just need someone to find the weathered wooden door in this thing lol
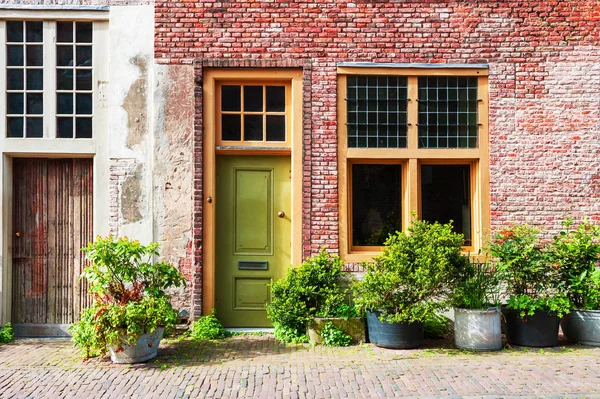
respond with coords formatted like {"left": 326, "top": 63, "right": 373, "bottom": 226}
{"left": 12, "top": 158, "right": 93, "bottom": 337}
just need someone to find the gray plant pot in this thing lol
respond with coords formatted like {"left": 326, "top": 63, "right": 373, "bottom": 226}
{"left": 307, "top": 317, "right": 365, "bottom": 344}
{"left": 366, "top": 310, "right": 424, "bottom": 349}
{"left": 454, "top": 307, "right": 502, "bottom": 351}
{"left": 561, "top": 310, "right": 600, "bottom": 346}
{"left": 109, "top": 327, "right": 164, "bottom": 364}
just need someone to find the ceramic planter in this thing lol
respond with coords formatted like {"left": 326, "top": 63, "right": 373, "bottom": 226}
{"left": 561, "top": 310, "right": 600, "bottom": 346}
{"left": 307, "top": 317, "right": 365, "bottom": 345}
{"left": 366, "top": 310, "right": 424, "bottom": 349}
{"left": 109, "top": 327, "right": 164, "bottom": 364}
{"left": 454, "top": 307, "right": 502, "bottom": 351}
{"left": 502, "top": 307, "right": 559, "bottom": 347}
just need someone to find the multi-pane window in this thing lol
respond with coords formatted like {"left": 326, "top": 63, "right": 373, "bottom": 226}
{"left": 338, "top": 67, "right": 489, "bottom": 260}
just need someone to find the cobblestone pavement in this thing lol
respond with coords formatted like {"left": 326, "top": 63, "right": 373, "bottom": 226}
{"left": 1, "top": 335, "right": 600, "bottom": 399}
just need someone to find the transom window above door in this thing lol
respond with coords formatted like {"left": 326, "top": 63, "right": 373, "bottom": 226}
{"left": 217, "top": 82, "right": 290, "bottom": 147}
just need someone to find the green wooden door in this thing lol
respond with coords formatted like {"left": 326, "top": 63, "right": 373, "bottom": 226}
{"left": 215, "top": 155, "right": 291, "bottom": 327}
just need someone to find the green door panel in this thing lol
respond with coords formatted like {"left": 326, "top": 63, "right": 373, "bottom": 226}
{"left": 216, "top": 155, "right": 291, "bottom": 327}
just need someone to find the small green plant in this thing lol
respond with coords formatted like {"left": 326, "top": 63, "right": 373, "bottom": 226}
{"left": 451, "top": 258, "right": 500, "bottom": 310}
{"left": 423, "top": 314, "right": 453, "bottom": 339}
{"left": 320, "top": 322, "right": 352, "bottom": 347}
{"left": 0, "top": 323, "right": 14, "bottom": 343}
{"left": 190, "top": 309, "right": 228, "bottom": 340}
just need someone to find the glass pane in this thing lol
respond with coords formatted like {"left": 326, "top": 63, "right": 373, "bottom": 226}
{"left": 76, "top": 93, "right": 93, "bottom": 115}
{"left": 352, "top": 164, "right": 402, "bottom": 246}
{"left": 57, "top": 46, "right": 73, "bottom": 67}
{"left": 26, "top": 69, "right": 43, "bottom": 90}
{"left": 57, "top": 93, "right": 74, "bottom": 115}
{"left": 7, "top": 21, "right": 23, "bottom": 43}
{"left": 57, "top": 117, "right": 73, "bottom": 138}
{"left": 266, "top": 115, "right": 285, "bottom": 142}
{"left": 57, "top": 22, "right": 74, "bottom": 43}
{"left": 221, "top": 114, "right": 241, "bottom": 141}
{"left": 244, "top": 86, "right": 263, "bottom": 112}
{"left": 26, "top": 118, "right": 43, "bottom": 138}
{"left": 7, "top": 93, "right": 24, "bottom": 114}
{"left": 76, "top": 118, "right": 92, "bottom": 138}
{"left": 76, "top": 22, "right": 93, "bottom": 43}
{"left": 57, "top": 69, "right": 73, "bottom": 90}
{"left": 421, "top": 164, "right": 472, "bottom": 245}
{"left": 266, "top": 86, "right": 285, "bottom": 112}
{"left": 7, "top": 117, "right": 24, "bottom": 138}
{"left": 221, "top": 86, "right": 241, "bottom": 111}
{"left": 26, "top": 45, "right": 43, "bottom": 66}
{"left": 26, "top": 22, "right": 43, "bottom": 43}
{"left": 26, "top": 93, "right": 43, "bottom": 115}
{"left": 76, "top": 46, "right": 92, "bottom": 67}
{"left": 7, "top": 69, "right": 24, "bottom": 90}
{"left": 7, "top": 45, "right": 24, "bottom": 66}
{"left": 76, "top": 69, "right": 92, "bottom": 90}
{"left": 244, "top": 115, "right": 263, "bottom": 141}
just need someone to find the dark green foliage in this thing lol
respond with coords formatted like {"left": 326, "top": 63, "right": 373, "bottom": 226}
{"left": 423, "top": 314, "right": 452, "bottom": 339}
{"left": 451, "top": 259, "right": 500, "bottom": 310}
{"left": 0, "top": 323, "right": 14, "bottom": 344}
{"left": 190, "top": 310, "right": 229, "bottom": 340}
{"left": 320, "top": 322, "right": 352, "bottom": 347}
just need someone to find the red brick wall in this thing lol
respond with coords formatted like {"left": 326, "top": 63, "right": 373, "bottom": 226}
{"left": 157, "top": 1, "right": 600, "bottom": 300}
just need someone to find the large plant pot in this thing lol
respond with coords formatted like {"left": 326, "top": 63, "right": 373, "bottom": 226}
{"left": 561, "top": 310, "right": 600, "bottom": 346}
{"left": 109, "top": 327, "right": 164, "bottom": 364}
{"left": 366, "top": 310, "right": 423, "bottom": 349}
{"left": 502, "top": 307, "right": 559, "bottom": 347}
{"left": 454, "top": 307, "right": 502, "bottom": 351}
{"left": 307, "top": 317, "right": 365, "bottom": 344}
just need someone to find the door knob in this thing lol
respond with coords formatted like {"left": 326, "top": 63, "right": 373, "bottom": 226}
{"left": 15, "top": 232, "right": 20, "bottom": 237}
{"left": 277, "top": 211, "right": 285, "bottom": 218}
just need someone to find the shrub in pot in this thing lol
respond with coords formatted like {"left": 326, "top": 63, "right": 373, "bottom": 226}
{"left": 487, "top": 225, "right": 570, "bottom": 347}
{"left": 548, "top": 218, "right": 600, "bottom": 346}
{"left": 354, "top": 219, "right": 467, "bottom": 349}
{"left": 69, "top": 236, "right": 185, "bottom": 362}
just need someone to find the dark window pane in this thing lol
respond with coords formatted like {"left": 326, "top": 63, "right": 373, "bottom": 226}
{"left": 76, "top": 93, "right": 93, "bottom": 115}
{"left": 221, "top": 114, "right": 241, "bottom": 141}
{"left": 26, "top": 118, "right": 43, "bottom": 138}
{"left": 76, "top": 117, "right": 92, "bottom": 138}
{"left": 7, "top": 117, "right": 24, "bottom": 138}
{"left": 76, "top": 69, "right": 92, "bottom": 90}
{"left": 57, "top": 93, "right": 74, "bottom": 115}
{"left": 57, "top": 117, "right": 73, "bottom": 138}
{"left": 7, "top": 45, "right": 24, "bottom": 66}
{"left": 76, "top": 46, "right": 92, "bottom": 67}
{"left": 266, "top": 115, "right": 285, "bottom": 142}
{"left": 244, "top": 86, "right": 263, "bottom": 112}
{"left": 57, "top": 69, "right": 73, "bottom": 90}
{"left": 7, "top": 93, "right": 24, "bottom": 114}
{"left": 421, "top": 164, "right": 471, "bottom": 245}
{"left": 266, "top": 86, "right": 285, "bottom": 112}
{"left": 352, "top": 164, "right": 402, "bottom": 246}
{"left": 76, "top": 22, "right": 93, "bottom": 43}
{"left": 7, "top": 21, "right": 23, "bottom": 43}
{"left": 57, "top": 46, "right": 73, "bottom": 67}
{"left": 26, "top": 22, "right": 43, "bottom": 43}
{"left": 244, "top": 115, "right": 263, "bottom": 141}
{"left": 221, "top": 86, "right": 240, "bottom": 111}
{"left": 7, "top": 69, "right": 24, "bottom": 90}
{"left": 26, "top": 69, "right": 43, "bottom": 90}
{"left": 27, "top": 93, "right": 43, "bottom": 114}
{"left": 26, "top": 45, "right": 43, "bottom": 66}
{"left": 57, "top": 21, "right": 74, "bottom": 43}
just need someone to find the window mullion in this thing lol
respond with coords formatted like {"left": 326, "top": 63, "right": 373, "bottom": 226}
{"left": 406, "top": 76, "right": 418, "bottom": 150}
{"left": 44, "top": 21, "right": 56, "bottom": 139}
{"left": 406, "top": 158, "right": 419, "bottom": 230}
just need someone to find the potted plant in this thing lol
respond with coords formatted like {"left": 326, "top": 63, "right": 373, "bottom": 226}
{"left": 487, "top": 225, "right": 570, "bottom": 347}
{"left": 451, "top": 258, "right": 502, "bottom": 351}
{"left": 354, "top": 219, "right": 467, "bottom": 349}
{"left": 549, "top": 218, "right": 600, "bottom": 346}
{"left": 69, "top": 236, "right": 185, "bottom": 363}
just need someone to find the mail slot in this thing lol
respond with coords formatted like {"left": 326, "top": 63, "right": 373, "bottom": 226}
{"left": 238, "top": 261, "right": 268, "bottom": 270}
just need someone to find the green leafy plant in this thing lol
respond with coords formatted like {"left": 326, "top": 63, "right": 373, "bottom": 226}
{"left": 451, "top": 258, "right": 500, "bottom": 310}
{"left": 190, "top": 309, "right": 228, "bottom": 340}
{"left": 354, "top": 218, "right": 468, "bottom": 324}
{"left": 320, "top": 322, "right": 352, "bottom": 347}
{"left": 0, "top": 323, "right": 14, "bottom": 344}
{"left": 548, "top": 218, "right": 600, "bottom": 310}
{"left": 423, "top": 314, "right": 453, "bottom": 339}
{"left": 69, "top": 236, "right": 185, "bottom": 358}
{"left": 266, "top": 250, "right": 356, "bottom": 343}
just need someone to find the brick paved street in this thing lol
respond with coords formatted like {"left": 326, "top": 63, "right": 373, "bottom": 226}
{"left": 1, "top": 335, "right": 600, "bottom": 399}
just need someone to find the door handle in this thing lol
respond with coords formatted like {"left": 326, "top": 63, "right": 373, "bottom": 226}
{"left": 277, "top": 211, "right": 285, "bottom": 218}
{"left": 15, "top": 232, "right": 21, "bottom": 237}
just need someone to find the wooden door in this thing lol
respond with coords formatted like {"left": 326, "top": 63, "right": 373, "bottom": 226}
{"left": 12, "top": 158, "right": 93, "bottom": 337}
{"left": 215, "top": 155, "right": 291, "bottom": 327}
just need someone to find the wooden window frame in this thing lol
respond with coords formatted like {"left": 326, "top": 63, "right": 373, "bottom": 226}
{"left": 338, "top": 66, "right": 490, "bottom": 263}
